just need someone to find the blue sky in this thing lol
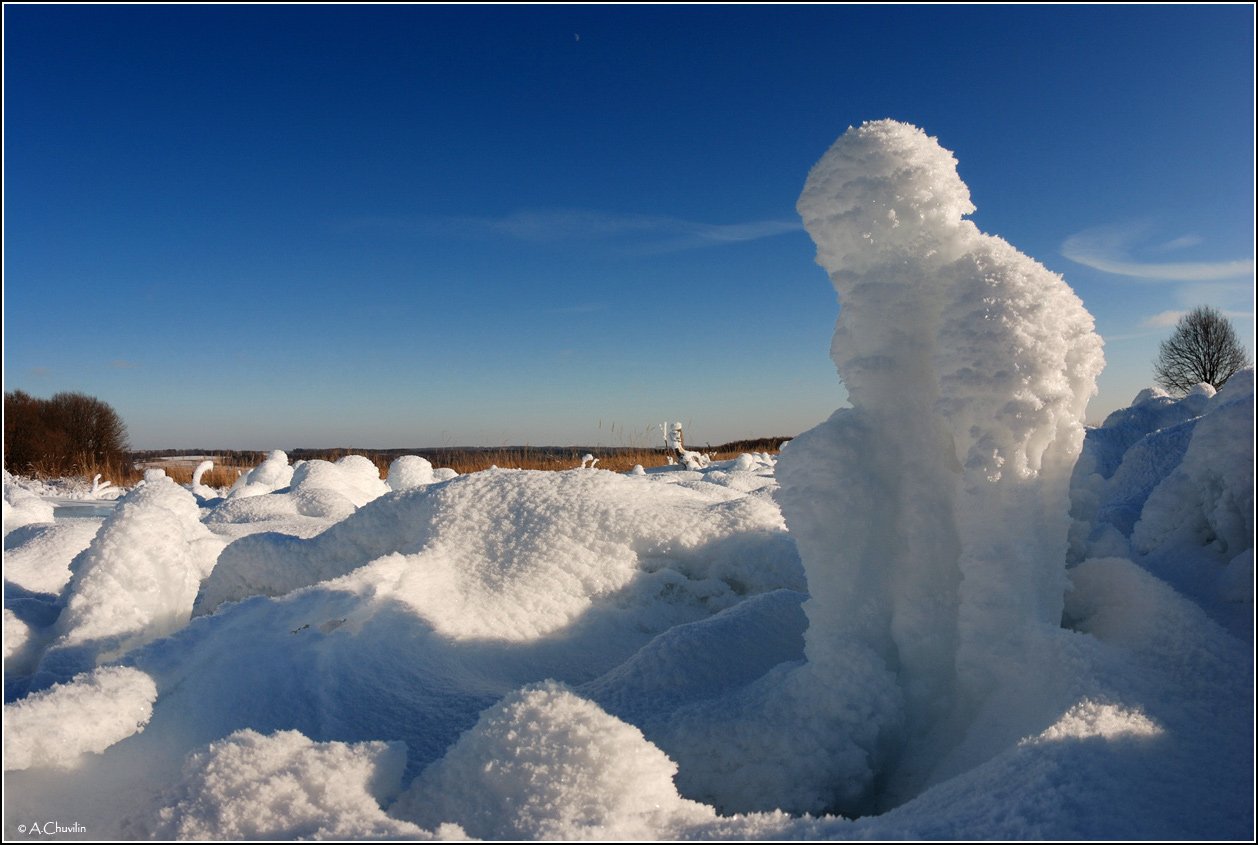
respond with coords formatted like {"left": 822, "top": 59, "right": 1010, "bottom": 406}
{"left": 4, "top": 4, "right": 1254, "bottom": 449}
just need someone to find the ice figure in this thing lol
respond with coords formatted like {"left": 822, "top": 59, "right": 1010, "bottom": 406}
{"left": 665, "top": 120, "right": 1103, "bottom": 816}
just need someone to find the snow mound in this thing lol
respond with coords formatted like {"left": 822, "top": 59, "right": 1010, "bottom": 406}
{"left": 3, "top": 473, "right": 56, "bottom": 535}
{"left": 386, "top": 455, "right": 457, "bottom": 491}
{"left": 197, "top": 468, "right": 799, "bottom": 641}
{"left": 40, "top": 475, "right": 225, "bottom": 677}
{"left": 3, "top": 666, "right": 156, "bottom": 770}
{"left": 155, "top": 729, "right": 444, "bottom": 840}
{"left": 3, "top": 518, "right": 103, "bottom": 596}
{"left": 393, "top": 681, "right": 715, "bottom": 839}
{"left": 226, "top": 450, "right": 295, "bottom": 499}
{"left": 4, "top": 608, "right": 30, "bottom": 662}
{"left": 290, "top": 455, "right": 390, "bottom": 508}
{"left": 1132, "top": 369, "right": 1253, "bottom": 561}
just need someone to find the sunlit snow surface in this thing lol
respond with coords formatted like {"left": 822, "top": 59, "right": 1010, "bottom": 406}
{"left": 3, "top": 122, "right": 1253, "bottom": 840}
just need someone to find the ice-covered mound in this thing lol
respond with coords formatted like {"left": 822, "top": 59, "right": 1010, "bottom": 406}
{"left": 289, "top": 455, "right": 390, "bottom": 508}
{"left": 386, "top": 455, "right": 458, "bottom": 491}
{"left": 37, "top": 475, "right": 226, "bottom": 680}
{"left": 392, "top": 682, "right": 716, "bottom": 840}
{"left": 1068, "top": 369, "right": 1254, "bottom": 635}
{"left": 3, "top": 666, "right": 156, "bottom": 770}
{"left": 203, "top": 454, "right": 409, "bottom": 539}
{"left": 3, "top": 518, "right": 103, "bottom": 596}
{"left": 3, "top": 472, "right": 56, "bottom": 536}
{"left": 225, "top": 449, "right": 294, "bottom": 499}
{"left": 196, "top": 468, "right": 800, "bottom": 641}
{"left": 718, "top": 119, "right": 1104, "bottom": 814}
{"left": 155, "top": 729, "right": 448, "bottom": 840}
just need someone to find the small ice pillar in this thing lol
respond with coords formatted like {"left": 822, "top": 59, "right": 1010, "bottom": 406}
{"left": 779, "top": 120, "right": 1103, "bottom": 728}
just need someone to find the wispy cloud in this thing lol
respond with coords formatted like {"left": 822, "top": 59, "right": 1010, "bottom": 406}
{"left": 110, "top": 359, "right": 138, "bottom": 370}
{"left": 1061, "top": 225, "right": 1254, "bottom": 282}
{"left": 1140, "top": 307, "right": 1254, "bottom": 331}
{"left": 344, "top": 208, "right": 802, "bottom": 254}
{"left": 1149, "top": 234, "right": 1203, "bottom": 253}
{"left": 1140, "top": 310, "right": 1188, "bottom": 329}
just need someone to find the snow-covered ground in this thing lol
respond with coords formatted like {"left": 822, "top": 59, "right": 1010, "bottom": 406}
{"left": 3, "top": 121, "right": 1252, "bottom": 840}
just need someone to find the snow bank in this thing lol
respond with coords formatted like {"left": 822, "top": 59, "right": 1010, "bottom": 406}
{"left": 196, "top": 468, "right": 799, "bottom": 641}
{"left": 39, "top": 476, "right": 225, "bottom": 678}
{"left": 759, "top": 119, "right": 1103, "bottom": 813}
{"left": 393, "top": 681, "right": 715, "bottom": 839}
{"left": 1067, "top": 368, "right": 1254, "bottom": 633}
{"left": 155, "top": 729, "right": 446, "bottom": 840}
{"left": 1132, "top": 369, "right": 1253, "bottom": 560}
{"left": 3, "top": 666, "right": 157, "bottom": 770}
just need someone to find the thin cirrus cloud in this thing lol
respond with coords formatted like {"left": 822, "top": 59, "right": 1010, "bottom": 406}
{"left": 347, "top": 209, "right": 802, "bottom": 254}
{"left": 1140, "top": 308, "right": 1255, "bottom": 330}
{"left": 1061, "top": 225, "right": 1255, "bottom": 282}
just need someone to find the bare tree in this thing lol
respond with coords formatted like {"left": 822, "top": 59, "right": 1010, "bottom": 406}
{"left": 3, "top": 391, "right": 129, "bottom": 476}
{"left": 1153, "top": 306, "right": 1251, "bottom": 394}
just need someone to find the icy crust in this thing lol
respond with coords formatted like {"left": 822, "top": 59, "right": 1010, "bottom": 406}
{"left": 749, "top": 119, "right": 1106, "bottom": 813}
{"left": 3, "top": 666, "right": 157, "bottom": 770}
{"left": 38, "top": 476, "right": 225, "bottom": 678}
{"left": 195, "top": 468, "right": 800, "bottom": 642}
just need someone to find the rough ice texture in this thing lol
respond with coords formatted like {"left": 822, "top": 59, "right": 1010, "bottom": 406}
{"left": 40, "top": 476, "right": 225, "bottom": 677}
{"left": 393, "top": 681, "right": 715, "bottom": 839}
{"left": 3, "top": 666, "right": 156, "bottom": 770}
{"left": 761, "top": 119, "right": 1104, "bottom": 813}
{"left": 155, "top": 729, "right": 444, "bottom": 840}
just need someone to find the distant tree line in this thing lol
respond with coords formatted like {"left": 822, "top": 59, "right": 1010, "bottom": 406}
{"left": 3, "top": 391, "right": 129, "bottom": 477}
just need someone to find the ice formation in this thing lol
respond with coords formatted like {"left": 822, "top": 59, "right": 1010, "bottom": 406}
{"left": 766, "top": 119, "right": 1103, "bottom": 812}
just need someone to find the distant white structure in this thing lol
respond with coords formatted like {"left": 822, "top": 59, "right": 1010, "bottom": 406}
{"left": 661, "top": 422, "right": 710, "bottom": 470}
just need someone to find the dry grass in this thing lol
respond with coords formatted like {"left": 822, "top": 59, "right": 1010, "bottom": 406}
{"left": 28, "top": 439, "right": 789, "bottom": 491}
